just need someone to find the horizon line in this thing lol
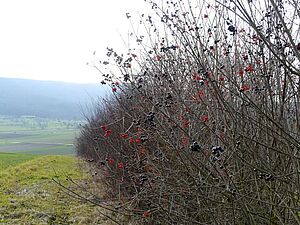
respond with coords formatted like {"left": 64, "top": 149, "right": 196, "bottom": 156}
{"left": 0, "top": 76, "right": 100, "bottom": 85}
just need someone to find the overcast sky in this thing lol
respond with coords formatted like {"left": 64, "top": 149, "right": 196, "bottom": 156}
{"left": 0, "top": 0, "right": 147, "bottom": 83}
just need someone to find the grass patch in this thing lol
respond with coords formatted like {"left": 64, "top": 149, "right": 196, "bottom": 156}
{"left": 0, "top": 152, "right": 38, "bottom": 170}
{"left": 0, "top": 155, "right": 113, "bottom": 224}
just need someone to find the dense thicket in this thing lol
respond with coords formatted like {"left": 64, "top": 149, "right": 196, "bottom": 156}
{"left": 76, "top": 0, "right": 300, "bottom": 224}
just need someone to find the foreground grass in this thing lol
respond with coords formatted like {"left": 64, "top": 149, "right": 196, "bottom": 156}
{"left": 0, "top": 155, "right": 114, "bottom": 224}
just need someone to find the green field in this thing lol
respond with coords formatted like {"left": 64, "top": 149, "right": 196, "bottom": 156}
{"left": 0, "top": 116, "right": 81, "bottom": 155}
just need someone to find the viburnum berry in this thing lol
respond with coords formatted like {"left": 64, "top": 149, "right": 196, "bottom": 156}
{"left": 239, "top": 70, "right": 244, "bottom": 77}
{"left": 211, "top": 146, "right": 225, "bottom": 156}
{"left": 154, "top": 55, "right": 161, "bottom": 61}
{"left": 216, "top": 146, "right": 224, "bottom": 152}
{"left": 240, "top": 85, "right": 251, "bottom": 92}
{"left": 193, "top": 73, "right": 201, "bottom": 81}
{"left": 107, "top": 157, "right": 115, "bottom": 165}
{"left": 120, "top": 133, "right": 129, "bottom": 139}
{"left": 104, "top": 129, "right": 112, "bottom": 137}
{"left": 101, "top": 125, "right": 108, "bottom": 131}
{"left": 142, "top": 211, "right": 151, "bottom": 218}
{"left": 190, "top": 141, "right": 201, "bottom": 152}
{"left": 212, "top": 146, "right": 218, "bottom": 154}
{"left": 146, "top": 112, "right": 155, "bottom": 122}
{"left": 219, "top": 76, "right": 225, "bottom": 81}
{"left": 117, "top": 162, "right": 124, "bottom": 170}
{"left": 228, "top": 25, "right": 236, "bottom": 34}
{"left": 201, "top": 115, "right": 209, "bottom": 122}
{"left": 245, "top": 64, "right": 253, "bottom": 72}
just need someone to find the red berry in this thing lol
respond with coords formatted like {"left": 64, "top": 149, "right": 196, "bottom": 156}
{"left": 142, "top": 211, "right": 150, "bottom": 218}
{"left": 117, "top": 162, "right": 124, "bottom": 170}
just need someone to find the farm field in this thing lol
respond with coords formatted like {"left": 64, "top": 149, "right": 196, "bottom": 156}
{"left": 0, "top": 116, "right": 81, "bottom": 155}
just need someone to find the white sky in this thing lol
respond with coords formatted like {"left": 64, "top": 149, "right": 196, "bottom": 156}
{"left": 0, "top": 0, "right": 147, "bottom": 83}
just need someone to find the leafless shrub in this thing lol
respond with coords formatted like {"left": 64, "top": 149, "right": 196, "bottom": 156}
{"left": 76, "top": 0, "right": 300, "bottom": 224}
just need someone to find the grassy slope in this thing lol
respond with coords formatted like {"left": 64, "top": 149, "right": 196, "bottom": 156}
{"left": 0, "top": 155, "right": 113, "bottom": 224}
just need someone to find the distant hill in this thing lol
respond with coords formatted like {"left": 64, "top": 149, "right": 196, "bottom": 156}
{"left": 0, "top": 77, "right": 108, "bottom": 119}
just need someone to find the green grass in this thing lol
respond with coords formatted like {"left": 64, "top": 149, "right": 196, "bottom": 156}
{"left": 0, "top": 155, "right": 113, "bottom": 224}
{"left": 0, "top": 152, "right": 38, "bottom": 170}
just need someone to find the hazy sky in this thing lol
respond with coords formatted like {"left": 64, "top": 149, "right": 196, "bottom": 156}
{"left": 0, "top": 0, "right": 147, "bottom": 83}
